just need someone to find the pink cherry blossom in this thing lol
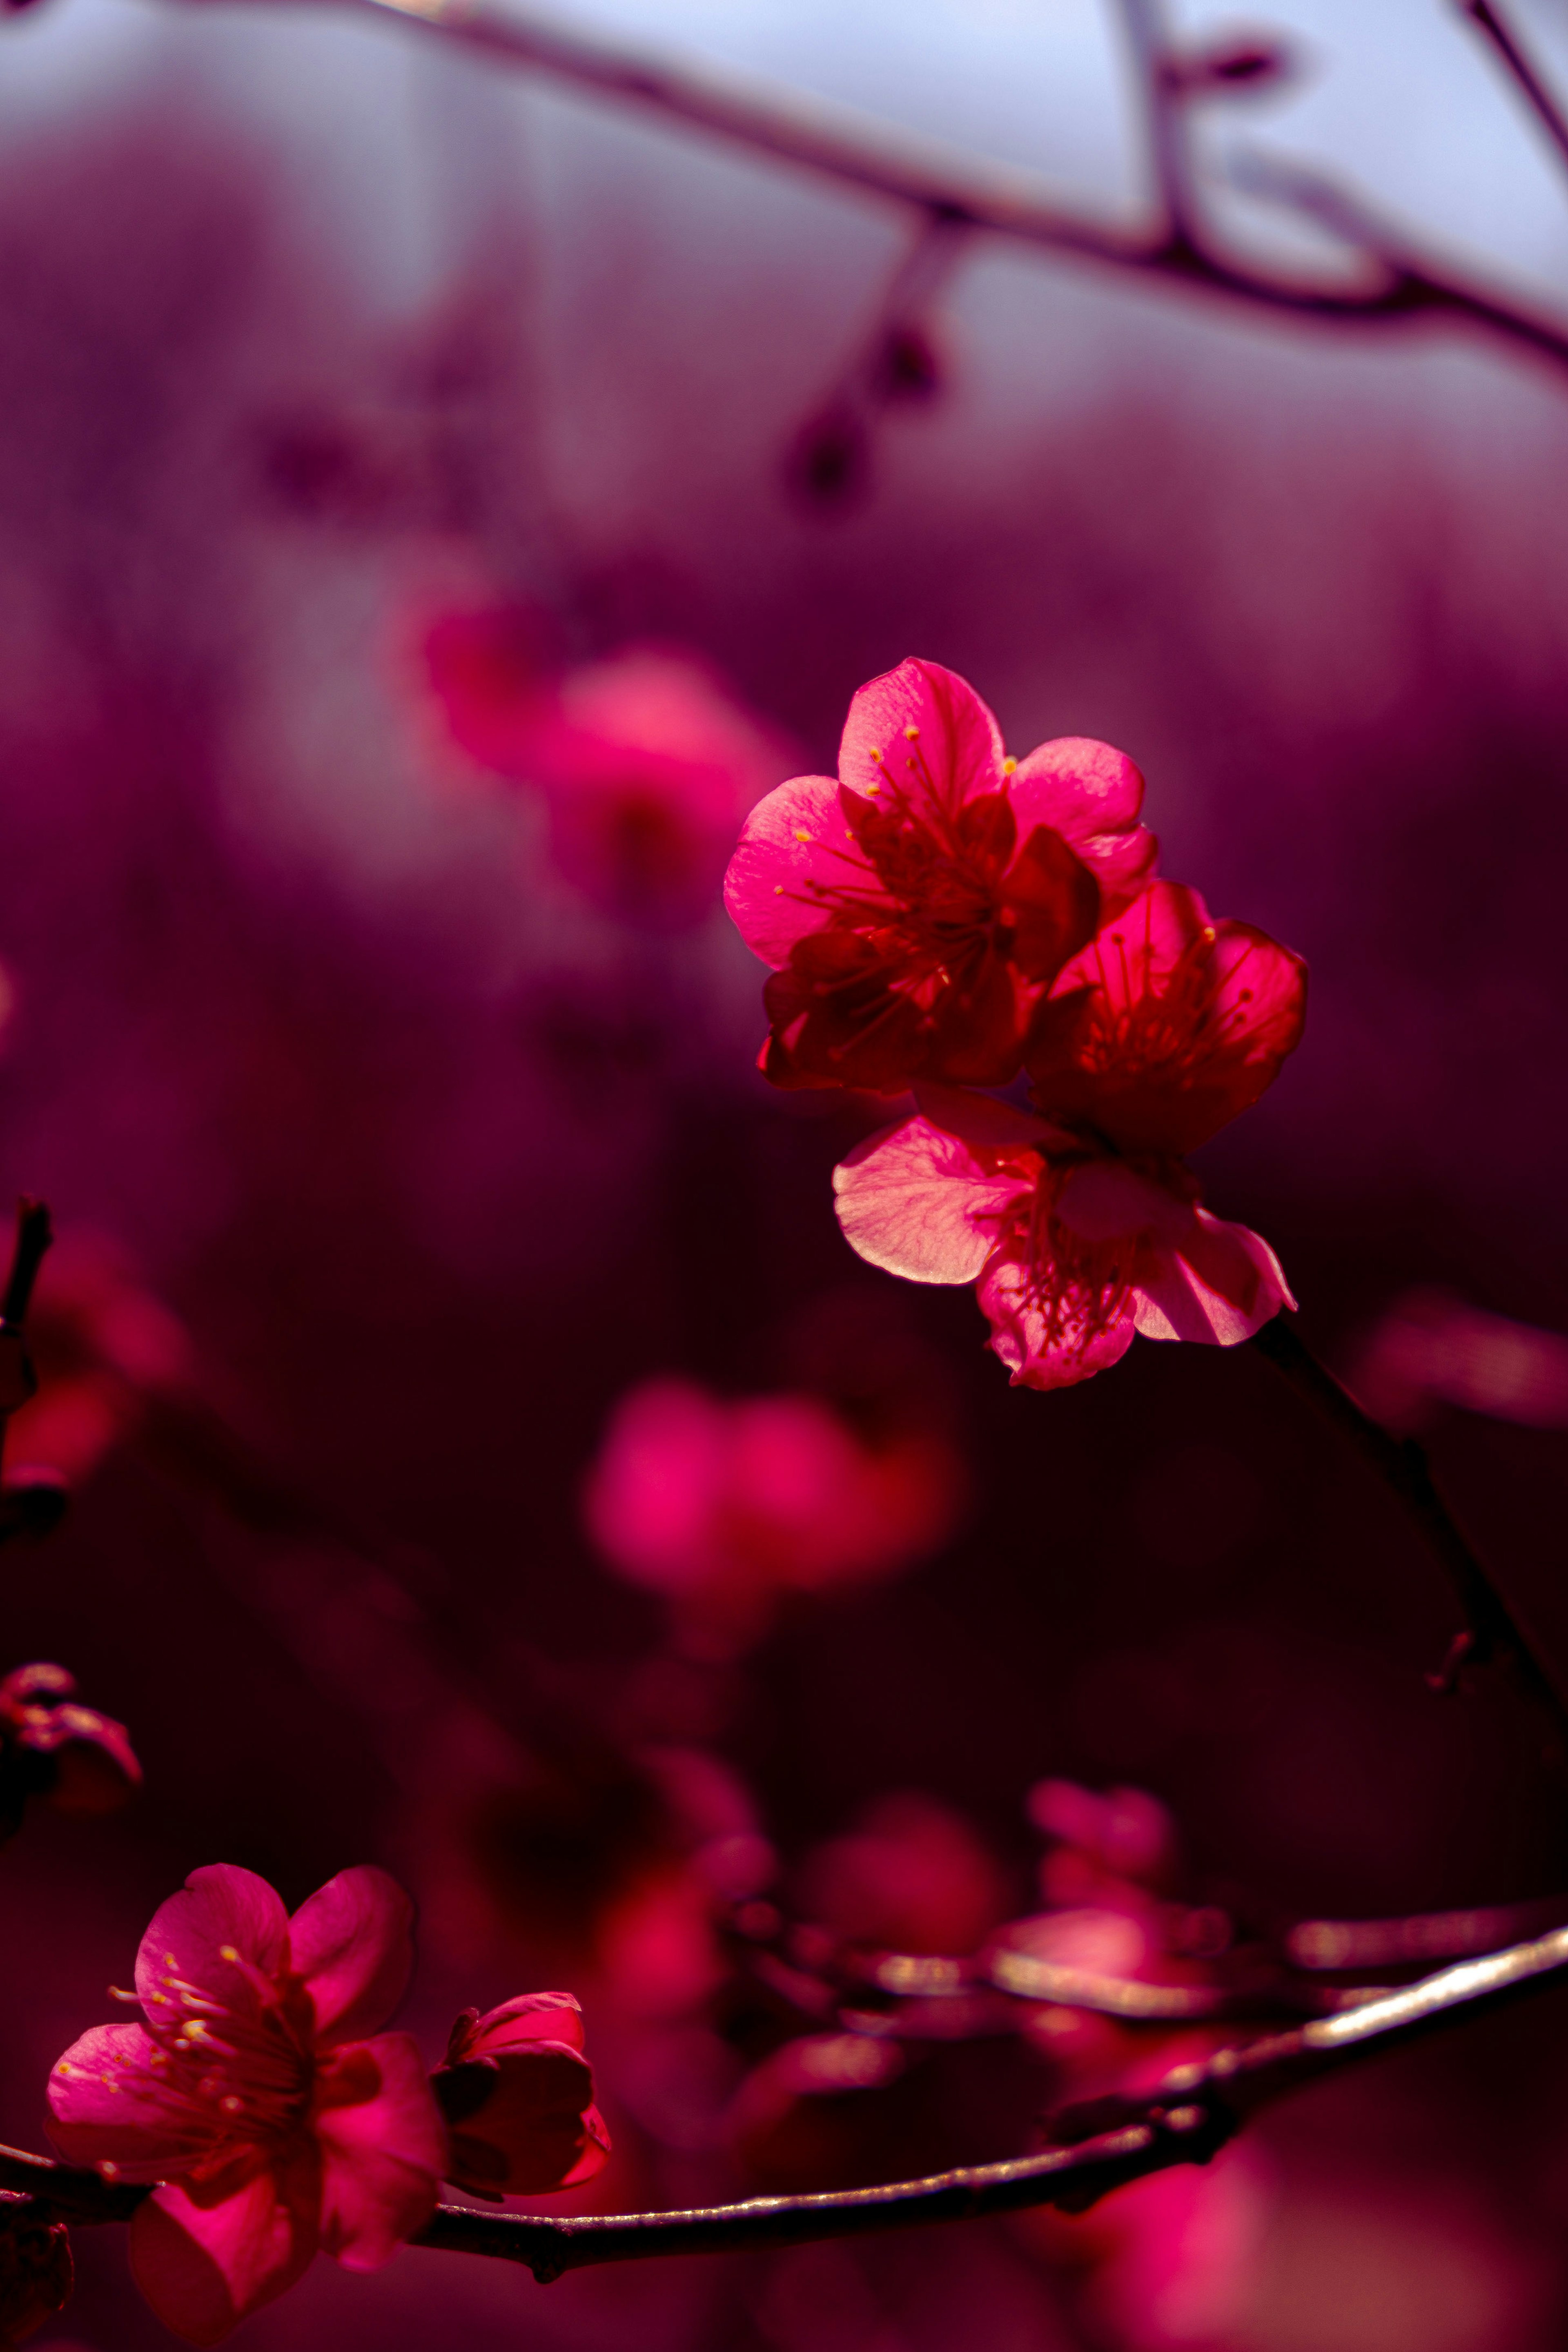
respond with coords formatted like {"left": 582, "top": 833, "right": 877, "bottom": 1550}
{"left": 47, "top": 1863, "right": 446, "bottom": 2347}
{"left": 427, "top": 609, "right": 791, "bottom": 924}
{"left": 833, "top": 1086, "right": 1292, "bottom": 1390}
{"left": 724, "top": 657, "right": 1156, "bottom": 1090}
{"left": 431, "top": 1991, "right": 610, "bottom": 2200}
{"left": 1025, "top": 881, "right": 1307, "bottom": 1153}
{"left": 582, "top": 1374, "right": 964, "bottom": 1642}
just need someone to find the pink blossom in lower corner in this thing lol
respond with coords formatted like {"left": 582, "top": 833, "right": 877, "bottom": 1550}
{"left": 833, "top": 1086, "right": 1292, "bottom": 1391}
{"left": 431, "top": 1992, "right": 611, "bottom": 2200}
{"left": 47, "top": 1863, "right": 447, "bottom": 2347}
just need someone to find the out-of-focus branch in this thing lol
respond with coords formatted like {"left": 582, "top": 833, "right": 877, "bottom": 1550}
{"left": 203, "top": 0, "right": 1568, "bottom": 383}
{"left": 1250, "top": 1316, "right": 1568, "bottom": 1739}
{"left": 1461, "top": 0, "right": 1568, "bottom": 176}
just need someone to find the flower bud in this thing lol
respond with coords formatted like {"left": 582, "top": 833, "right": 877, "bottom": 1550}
{"left": 432, "top": 1994, "right": 610, "bottom": 2201}
{"left": 0, "top": 1664, "right": 141, "bottom": 1842}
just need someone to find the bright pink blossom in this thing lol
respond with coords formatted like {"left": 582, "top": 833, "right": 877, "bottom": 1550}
{"left": 833, "top": 1086, "right": 1293, "bottom": 1390}
{"left": 583, "top": 1375, "right": 964, "bottom": 1641}
{"left": 1025, "top": 880, "right": 1307, "bottom": 1152}
{"left": 431, "top": 1992, "right": 610, "bottom": 2200}
{"left": 427, "top": 610, "right": 791, "bottom": 924}
{"left": 724, "top": 657, "right": 1156, "bottom": 1089}
{"left": 47, "top": 1864, "right": 446, "bottom": 2347}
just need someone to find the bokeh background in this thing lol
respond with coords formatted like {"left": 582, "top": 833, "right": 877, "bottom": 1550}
{"left": 0, "top": 0, "right": 1567, "bottom": 2345}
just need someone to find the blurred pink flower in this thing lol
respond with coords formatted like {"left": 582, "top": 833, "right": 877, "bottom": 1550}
{"left": 582, "top": 1376, "right": 964, "bottom": 1639}
{"left": 1350, "top": 1286, "right": 1568, "bottom": 1434}
{"left": 431, "top": 1992, "right": 610, "bottom": 2200}
{"left": 796, "top": 1791, "right": 1009, "bottom": 1956}
{"left": 47, "top": 1864, "right": 445, "bottom": 2346}
{"left": 0, "top": 1662, "right": 141, "bottom": 1836}
{"left": 834, "top": 1084, "right": 1293, "bottom": 1390}
{"left": 427, "top": 608, "right": 791, "bottom": 924}
{"left": 724, "top": 656, "right": 1156, "bottom": 1090}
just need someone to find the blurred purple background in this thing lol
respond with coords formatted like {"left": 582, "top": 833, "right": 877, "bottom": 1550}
{"left": 0, "top": 0, "right": 1567, "bottom": 2345}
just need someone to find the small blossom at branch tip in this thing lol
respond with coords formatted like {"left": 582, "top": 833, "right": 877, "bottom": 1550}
{"left": 0, "top": 1663, "right": 140, "bottom": 1841}
{"left": 431, "top": 1993, "right": 610, "bottom": 2200}
{"left": 724, "top": 657, "right": 1156, "bottom": 1091}
{"left": 46, "top": 1863, "right": 445, "bottom": 2345}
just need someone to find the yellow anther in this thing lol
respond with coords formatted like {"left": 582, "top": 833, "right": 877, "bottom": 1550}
{"left": 869, "top": 746, "right": 883, "bottom": 762}
{"left": 864, "top": 781, "right": 881, "bottom": 794}
{"left": 219, "top": 1946, "right": 241, "bottom": 1963}
{"left": 903, "top": 725, "right": 919, "bottom": 739}
{"left": 222, "top": 2095, "right": 243, "bottom": 2114}
{"left": 55, "top": 2062, "right": 71, "bottom": 2078}
{"left": 1201, "top": 926, "right": 1216, "bottom": 943}
{"left": 1002, "top": 756, "right": 1017, "bottom": 775}
{"left": 100, "top": 2162, "right": 119, "bottom": 2180}
{"left": 774, "top": 884, "right": 784, "bottom": 894}
{"left": 793, "top": 829, "right": 811, "bottom": 843}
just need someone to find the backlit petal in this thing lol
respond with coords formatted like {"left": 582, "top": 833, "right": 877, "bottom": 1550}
{"left": 1008, "top": 737, "right": 1156, "bottom": 910}
{"left": 287, "top": 1865, "right": 414, "bottom": 2047}
{"left": 978, "top": 1247, "right": 1137, "bottom": 1390}
{"left": 835, "top": 1117, "right": 1031, "bottom": 1285}
{"left": 134, "top": 1866, "right": 288, "bottom": 2029}
{"left": 47, "top": 2023, "right": 223, "bottom": 2178}
{"left": 313, "top": 2033, "right": 445, "bottom": 2271}
{"left": 723, "top": 775, "right": 865, "bottom": 966}
{"left": 837, "top": 658, "right": 1004, "bottom": 808}
{"left": 1133, "top": 1209, "right": 1296, "bottom": 1345}
{"left": 129, "top": 2173, "right": 315, "bottom": 2348}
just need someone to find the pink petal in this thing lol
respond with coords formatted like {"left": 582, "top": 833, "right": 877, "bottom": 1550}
{"left": 977, "top": 1248, "right": 1137, "bottom": 1390}
{"left": 451, "top": 1991, "right": 586, "bottom": 2064}
{"left": 312, "top": 2033, "right": 445, "bottom": 2271}
{"left": 837, "top": 658, "right": 1004, "bottom": 808}
{"left": 135, "top": 1866, "right": 289, "bottom": 2029}
{"left": 1133, "top": 1209, "right": 1296, "bottom": 1345}
{"left": 287, "top": 1865, "right": 414, "bottom": 2047}
{"left": 129, "top": 2172, "right": 316, "bottom": 2347}
{"left": 834, "top": 1117, "right": 1031, "bottom": 1285}
{"left": 47, "top": 2023, "right": 222, "bottom": 2178}
{"left": 722, "top": 775, "right": 866, "bottom": 967}
{"left": 1008, "top": 737, "right": 1156, "bottom": 909}
{"left": 913, "top": 1081, "right": 1067, "bottom": 1152}
{"left": 436, "top": 2044, "right": 609, "bottom": 2197}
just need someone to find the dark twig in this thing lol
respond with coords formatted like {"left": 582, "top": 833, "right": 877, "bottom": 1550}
{"left": 1461, "top": 0, "right": 1568, "bottom": 175}
{"left": 204, "top": 0, "right": 1568, "bottom": 386}
{"left": 1250, "top": 1315, "right": 1568, "bottom": 1736}
{"left": 11, "top": 1919, "right": 1568, "bottom": 2274}
{"left": 0, "top": 1200, "right": 51, "bottom": 1332}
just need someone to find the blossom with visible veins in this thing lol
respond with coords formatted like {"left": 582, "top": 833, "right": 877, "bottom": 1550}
{"left": 724, "top": 657, "right": 1156, "bottom": 1090}
{"left": 431, "top": 1992, "right": 610, "bottom": 2200}
{"left": 47, "top": 1864, "right": 446, "bottom": 2347}
{"left": 834, "top": 1084, "right": 1294, "bottom": 1390}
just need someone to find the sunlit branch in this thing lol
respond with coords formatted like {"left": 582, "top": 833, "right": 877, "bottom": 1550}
{"left": 1461, "top": 0, "right": 1568, "bottom": 176}
{"left": 1250, "top": 1315, "right": 1568, "bottom": 1740}
{"left": 209, "top": 0, "right": 1568, "bottom": 383}
{"left": 9, "top": 1919, "right": 1568, "bottom": 2277}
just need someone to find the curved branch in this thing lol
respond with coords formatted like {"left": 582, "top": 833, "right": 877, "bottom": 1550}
{"left": 1250, "top": 1314, "right": 1568, "bottom": 1739}
{"left": 190, "top": 0, "right": 1568, "bottom": 383}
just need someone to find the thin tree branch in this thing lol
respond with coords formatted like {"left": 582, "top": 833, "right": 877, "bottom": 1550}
{"left": 1249, "top": 1315, "right": 1568, "bottom": 1738}
{"left": 11, "top": 1920, "right": 1568, "bottom": 2274}
{"left": 1461, "top": 0, "right": 1568, "bottom": 176}
{"left": 205, "top": 0, "right": 1568, "bottom": 383}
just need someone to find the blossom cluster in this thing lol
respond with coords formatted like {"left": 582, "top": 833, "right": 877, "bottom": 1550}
{"left": 47, "top": 1863, "right": 608, "bottom": 2345}
{"left": 725, "top": 659, "right": 1306, "bottom": 1388}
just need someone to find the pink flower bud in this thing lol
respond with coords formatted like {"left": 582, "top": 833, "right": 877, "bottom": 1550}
{"left": 432, "top": 1995, "right": 611, "bottom": 2201}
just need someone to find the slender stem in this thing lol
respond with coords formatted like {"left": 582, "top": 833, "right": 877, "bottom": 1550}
{"left": 0, "top": 1200, "right": 51, "bottom": 1330}
{"left": 1461, "top": 1, "right": 1568, "bottom": 174}
{"left": 1250, "top": 1316, "right": 1568, "bottom": 1737}
{"left": 190, "top": 0, "right": 1568, "bottom": 386}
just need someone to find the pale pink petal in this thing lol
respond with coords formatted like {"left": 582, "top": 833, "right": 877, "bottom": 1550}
{"left": 129, "top": 2172, "right": 316, "bottom": 2347}
{"left": 1133, "top": 1209, "right": 1296, "bottom": 1345}
{"left": 834, "top": 1118, "right": 1031, "bottom": 1285}
{"left": 452, "top": 1991, "right": 586, "bottom": 2063}
{"left": 837, "top": 657, "right": 1004, "bottom": 810}
{"left": 287, "top": 1866, "right": 414, "bottom": 2047}
{"left": 312, "top": 2033, "right": 445, "bottom": 2271}
{"left": 1008, "top": 737, "right": 1156, "bottom": 909}
{"left": 135, "top": 1866, "right": 289, "bottom": 2027}
{"left": 47, "top": 2023, "right": 222, "bottom": 2178}
{"left": 978, "top": 1248, "right": 1137, "bottom": 1390}
{"left": 722, "top": 775, "right": 868, "bottom": 965}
